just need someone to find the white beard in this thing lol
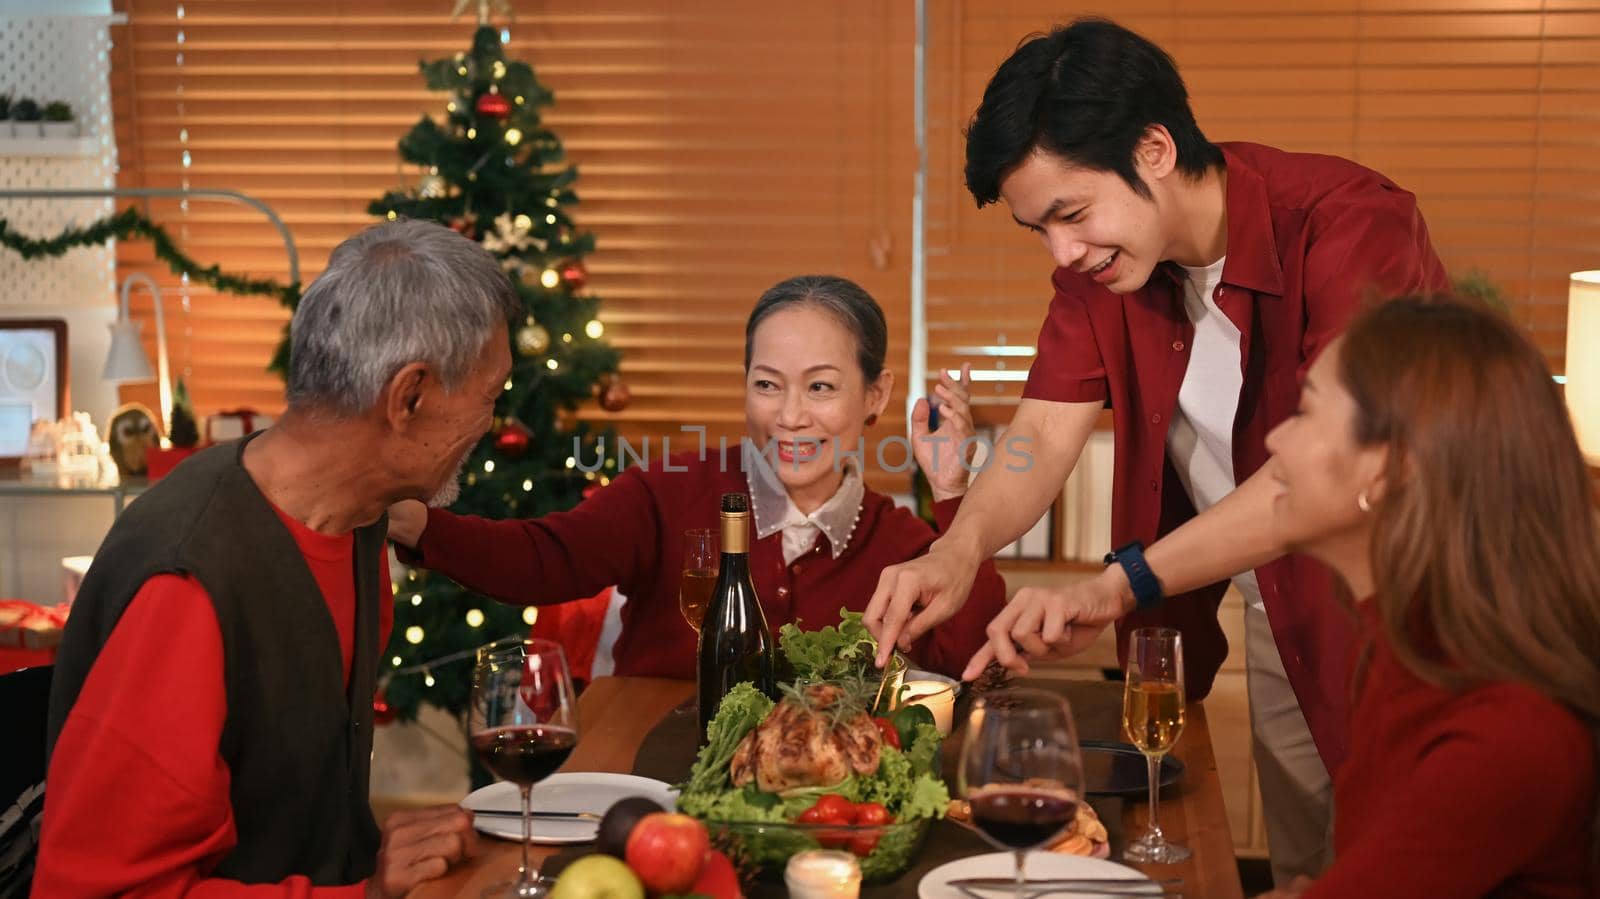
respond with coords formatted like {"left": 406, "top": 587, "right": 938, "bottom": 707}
{"left": 427, "top": 451, "right": 471, "bottom": 508}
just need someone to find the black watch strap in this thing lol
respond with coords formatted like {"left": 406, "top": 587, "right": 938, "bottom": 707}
{"left": 1104, "top": 541, "right": 1164, "bottom": 612}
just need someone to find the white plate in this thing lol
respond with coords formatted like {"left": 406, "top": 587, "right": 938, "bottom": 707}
{"left": 919, "top": 851, "right": 1151, "bottom": 899}
{"left": 462, "top": 772, "right": 678, "bottom": 844}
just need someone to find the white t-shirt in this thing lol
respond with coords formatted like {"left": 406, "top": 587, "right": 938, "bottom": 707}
{"left": 1166, "top": 257, "right": 1267, "bottom": 612}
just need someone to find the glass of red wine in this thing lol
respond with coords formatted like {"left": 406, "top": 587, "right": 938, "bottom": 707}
{"left": 471, "top": 637, "right": 580, "bottom": 898}
{"left": 958, "top": 688, "right": 1085, "bottom": 892}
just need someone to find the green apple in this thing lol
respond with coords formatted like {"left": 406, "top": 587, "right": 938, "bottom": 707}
{"left": 548, "top": 855, "right": 645, "bottom": 899}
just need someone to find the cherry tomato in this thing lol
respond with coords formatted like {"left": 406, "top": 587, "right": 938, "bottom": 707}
{"left": 853, "top": 802, "right": 891, "bottom": 826}
{"left": 872, "top": 716, "right": 901, "bottom": 750}
{"left": 814, "top": 793, "right": 857, "bottom": 824}
{"left": 796, "top": 806, "right": 827, "bottom": 825}
{"left": 848, "top": 831, "right": 881, "bottom": 856}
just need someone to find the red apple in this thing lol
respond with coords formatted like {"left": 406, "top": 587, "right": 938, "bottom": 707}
{"left": 687, "top": 848, "right": 742, "bottom": 899}
{"left": 623, "top": 812, "right": 709, "bottom": 894}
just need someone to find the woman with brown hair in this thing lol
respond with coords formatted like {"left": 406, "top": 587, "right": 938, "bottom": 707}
{"left": 1260, "top": 296, "right": 1599, "bottom": 898}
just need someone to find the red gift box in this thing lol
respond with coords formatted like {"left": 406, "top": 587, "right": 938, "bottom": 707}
{"left": 146, "top": 445, "right": 202, "bottom": 481}
{"left": 0, "top": 599, "right": 70, "bottom": 650}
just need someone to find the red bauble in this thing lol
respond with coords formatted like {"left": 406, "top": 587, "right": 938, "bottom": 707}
{"left": 494, "top": 419, "right": 533, "bottom": 457}
{"left": 373, "top": 687, "right": 396, "bottom": 726}
{"left": 475, "top": 92, "right": 512, "bottom": 121}
{"left": 559, "top": 259, "right": 587, "bottom": 291}
{"left": 447, "top": 213, "right": 478, "bottom": 240}
{"left": 598, "top": 375, "right": 631, "bottom": 413}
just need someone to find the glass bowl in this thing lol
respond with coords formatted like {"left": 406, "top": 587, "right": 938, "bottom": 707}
{"left": 700, "top": 816, "right": 934, "bottom": 884}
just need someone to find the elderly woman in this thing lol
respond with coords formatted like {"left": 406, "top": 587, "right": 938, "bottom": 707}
{"left": 1257, "top": 296, "right": 1598, "bottom": 898}
{"left": 387, "top": 274, "right": 1009, "bottom": 678}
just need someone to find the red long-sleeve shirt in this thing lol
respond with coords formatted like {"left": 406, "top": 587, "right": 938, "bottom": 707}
{"left": 36, "top": 504, "right": 392, "bottom": 898}
{"left": 408, "top": 451, "right": 1009, "bottom": 679}
{"left": 1306, "top": 605, "right": 1596, "bottom": 898}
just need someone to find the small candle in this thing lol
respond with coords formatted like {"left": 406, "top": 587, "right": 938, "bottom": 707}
{"left": 902, "top": 679, "right": 956, "bottom": 736}
{"left": 785, "top": 849, "right": 862, "bottom": 899}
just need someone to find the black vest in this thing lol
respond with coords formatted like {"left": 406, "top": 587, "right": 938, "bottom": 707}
{"left": 46, "top": 437, "right": 385, "bottom": 885}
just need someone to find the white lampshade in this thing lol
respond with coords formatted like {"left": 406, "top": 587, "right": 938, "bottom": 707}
{"left": 1565, "top": 271, "right": 1600, "bottom": 466}
{"left": 102, "top": 318, "right": 154, "bottom": 383}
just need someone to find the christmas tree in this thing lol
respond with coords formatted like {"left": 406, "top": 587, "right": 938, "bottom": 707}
{"left": 368, "top": 20, "right": 625, "bottom": 724}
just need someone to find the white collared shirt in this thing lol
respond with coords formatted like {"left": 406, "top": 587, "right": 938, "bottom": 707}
{"left": 744, "top": 439, "right": 864, "bottom": 564}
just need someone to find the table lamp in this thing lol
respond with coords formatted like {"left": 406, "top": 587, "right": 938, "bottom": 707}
{"left": 1567, "top": 271, "right": 1600, "bottom": 467}
{"left": 101, "top": 272, "right": 171, "bottom": 432}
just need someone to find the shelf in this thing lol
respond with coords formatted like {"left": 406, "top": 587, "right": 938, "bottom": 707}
{"left": 0, "top": 136, "right": 100, "bottom": 158}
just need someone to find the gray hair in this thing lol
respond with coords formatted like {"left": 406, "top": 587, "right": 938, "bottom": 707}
{"left": 287, "top": 219, "right": 520, "bottom": 414}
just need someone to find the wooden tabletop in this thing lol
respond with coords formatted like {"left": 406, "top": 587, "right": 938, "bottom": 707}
{"left": 410, "top": 676, "right": 1243, "bottom": 898}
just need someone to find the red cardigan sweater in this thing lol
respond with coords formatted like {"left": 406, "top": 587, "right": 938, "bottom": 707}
{"left": 409, "top": 450, "right": 1009, "bottom": 679}
{"left": 1306, "top": 603, "right": 1596, "bottom": 898}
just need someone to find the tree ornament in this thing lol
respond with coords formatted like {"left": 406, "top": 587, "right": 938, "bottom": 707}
{"left": 559, "top": 259, "right": 587, "bottom": 290}
{"left": 516, "top": 320, "right": 551, "bottom": 356}
{"left": 494, "top": 419, "right": 533, "bottom": 457}
{"left": 446, "top": 212, "right": 479, "bottom": 240}
{"left": 418, "top": 172, "right": 448, "bottom": 199}
{"left": 475, "top": 92, "right": 512, "bottom": 121}
{"left": 598, "top": 374, "right": 631, "bottom": 412}
{"left": 373, "top": 685, "right": 396, "bottom": 725}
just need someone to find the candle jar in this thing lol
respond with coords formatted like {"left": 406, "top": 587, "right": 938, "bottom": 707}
{"left": 900, "top": 675, "right": 957, "bottom": 736}
{"left": 785, "top": 849, "right": 863, "bottom": 899}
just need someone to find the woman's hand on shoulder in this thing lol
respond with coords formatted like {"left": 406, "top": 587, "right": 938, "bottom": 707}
{"left": 911, "top": 363, "right": 975, "bottom": 502}
{"left": 386, "top": 499, "right": 429, "bottom": 550}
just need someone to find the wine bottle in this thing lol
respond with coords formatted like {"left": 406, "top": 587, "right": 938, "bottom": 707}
{"left": 697, "top": 492, "right": 775, "bottom": 738}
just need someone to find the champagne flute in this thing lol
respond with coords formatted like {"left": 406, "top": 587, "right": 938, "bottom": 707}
{"left": 470, "top": 637, "right": 580, "bottom": 898}
{"left": 679, "top": 527, "right": 718, "bottom": 634}
{"left": 1122, "top": 627, "right": 1190, "bottom": 864}
{"left": 959, "top": 688, "right": 1085, "bottom": 892}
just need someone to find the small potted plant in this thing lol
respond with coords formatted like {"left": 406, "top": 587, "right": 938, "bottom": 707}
{"left": 11, "top": 98, "right": 41, "bottom": 138}
{"left": 146, "top": 378, "right": 203, "bottom": 481}
{"left": 42, "top": 101, "right": 76, "bottom": 138}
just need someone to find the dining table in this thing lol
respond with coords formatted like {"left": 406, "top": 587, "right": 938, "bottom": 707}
{"left": 409, "top": 675, "right": 1244, "bottom": 898}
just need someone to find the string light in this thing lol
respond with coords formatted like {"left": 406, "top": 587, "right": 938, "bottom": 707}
{"left": 466, "top": 608, "right": 485, "bottom": 628}
{"left": 513, "top": 213, "right": 532, "bottom": 230}
{"left": 545, "top": 214, "right": 557, "bottom": 224}
{"left": 447, "top": 101, "right": 457, "bottom": 113}
{"left": 565, "top": 456, "right": 576, "bottom": 469}
{"left": 539, "top": 269, "right": 560, "bottom": 289}
{"left": 410, "top": 594, "right": 422, "bottom": 606}
{"left": 504, "top": 378, "right": 513, "bottom": 390}
{"left": 492, "top": 60, "right": 507, "bottom": 79}
{"left": 505, "top": 128, "right": 522, "bottom": 146}
{"left": 390, "top": 581, "right": 399, "bottom": 595}
{"left": 405, "top": 626, "right": 425, "bottom": 644}
{"left": 391, "top": 656, "right": 403, "bottom": 667}
{"left": 407, "top": 569, "right": 418, "bottom": 581}
{"left": 546, "top": 359, "right": 559, "bottom": 371}
{"left": 467, "top": 127, "right": 478, "bottom": 140}
{"left": 484, "top": 459, "right": 496, "bottom": 473}
{"left": 523, "top": 607, "right": 539, "bottom": 626}
{"left": 522, "top": 479, "right": 533, "bottom": 491}
{"left": 386, "top": 210, "right": 397, "bottom": 221}
{"left": 514, "top": 95, "right": 525, "bottom": 105}
{"left": 585, "top": 320, "right": 604, "bottom": 339}
{"left": 423, "top": 669, "right": 436, "bottom": 688}
{"left": 562, "top": 332, "right": 572, "bottom": 343}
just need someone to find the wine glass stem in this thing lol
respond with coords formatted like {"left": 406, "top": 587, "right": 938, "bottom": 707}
{"left": 1014, "top": 849, "right": 1027, "bottom": 892}
{"left": 519, "top": 785, "right": 533, "bottom": 884}
{"left": 1145, "top": 752, "right": 1162, "bottom": 841}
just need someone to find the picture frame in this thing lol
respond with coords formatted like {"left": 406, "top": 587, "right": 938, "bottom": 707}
{"left": 0, "top": 319, "right": 68, "bottom": 467}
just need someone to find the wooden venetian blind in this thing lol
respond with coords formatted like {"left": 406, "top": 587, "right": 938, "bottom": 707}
{"left": 924, "top": 0, "right": 1600, "bottom": 408}
{"left": 109, "top": 0, "right": 918, "bottom": 486}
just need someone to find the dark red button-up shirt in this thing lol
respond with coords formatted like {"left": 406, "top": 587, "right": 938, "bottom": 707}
{"left": 1022, "top": 142, "right": 1450, "bottom": 772}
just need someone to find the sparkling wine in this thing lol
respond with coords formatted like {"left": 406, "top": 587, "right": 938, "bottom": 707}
{"left": 696, "top": 493, "right": 775, "bottom": 738}
{"left": 471, "top": 724, "right": 577, "bottom": 787}
{"left": 969, "top": 785, "right": 1080, "bottom": 850}
{"left": 1122, "top": 679, "right": 1185, "bottom": 754}
{"left": 679, "top": 568, "right": 717, "bottom": 634}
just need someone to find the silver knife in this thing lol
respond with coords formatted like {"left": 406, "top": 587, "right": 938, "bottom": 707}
{"left": 947, "top": 877, "right": 1176, "bottom": 894}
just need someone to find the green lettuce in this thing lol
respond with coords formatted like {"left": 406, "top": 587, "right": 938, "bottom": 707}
{"left": 778, "top": 609, "right": 879, "bottom": 681}
{"left": 682, "top": 682, "right": 772, "bottom": 796}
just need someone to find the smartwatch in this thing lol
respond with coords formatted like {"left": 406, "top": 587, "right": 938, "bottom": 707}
{"left": 1104, "top": 541, "right": 1164, "bottom": 612}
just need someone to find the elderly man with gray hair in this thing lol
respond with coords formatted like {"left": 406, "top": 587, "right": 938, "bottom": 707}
{"left": 36, "top": 219, "right": 515, "bottom": 897}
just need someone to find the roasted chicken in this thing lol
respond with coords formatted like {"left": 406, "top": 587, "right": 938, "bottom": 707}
{"left": 729, "top": 683, "right": 882, "bottom": 792}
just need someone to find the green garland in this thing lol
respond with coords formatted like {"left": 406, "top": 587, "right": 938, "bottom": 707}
{"left": 0, "top": 206, "right": 301, "bottom": 307}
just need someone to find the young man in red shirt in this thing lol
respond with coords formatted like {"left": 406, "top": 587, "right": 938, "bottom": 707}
{"left": 865, "top": 18, "right": 1448, "bottom": 883}
{"left": 38, "top": 220, "right": 515, "bottom": 897}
